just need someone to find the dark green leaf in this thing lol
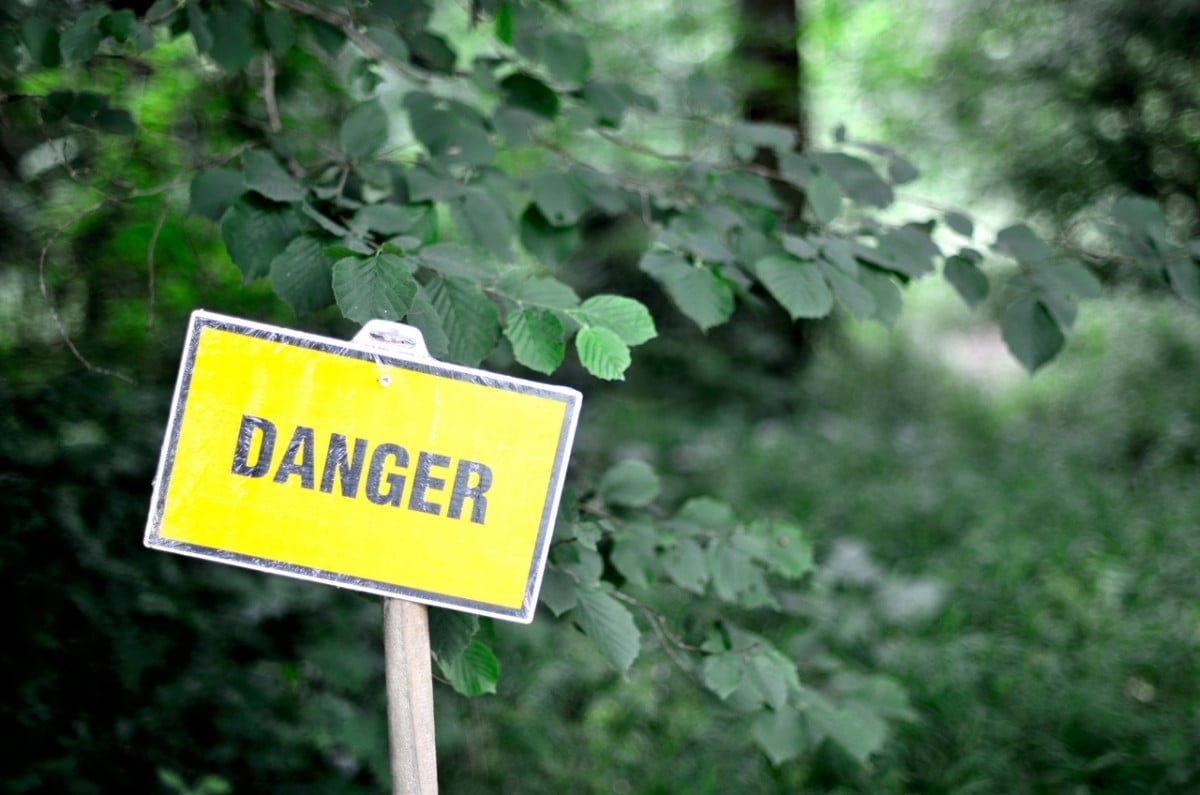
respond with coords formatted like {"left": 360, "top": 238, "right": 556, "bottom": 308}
{"left": 677, "top": 496, "right": 736, "bottom": 531}
{"left": 187, "top": 3, "right": 213, "bottom": 53}
{"left": 428, "top": 609, "right": 479, "bottom": 662}
{"left": 803, "top": 691, "right": 888, "bottom": 765}
{"left": 598, "top": 459, "right": 660, "bottom": 507}
{"left": 190, "top": 168, "right": 244, "bottom": 220}
{"left": 496, "top": 271, "right": 579, "bottom": 309}
{"left": 504, "top": 308, "right": 565, "bottom": 374}
{"left": 610, "top": 525, "right": 656, "bottom": 588}
{"left": 994, "top": 223, "right": 1053, "bottom": 264}
{"left": 531, "top": 172, "right": 590, "bottom": 226}
{"left": 220, "top": 199, "right": 305, "bottom": 281}
{"left": 494, "top": 2, "right": 514, "bottom": 44}
{"left": 500, "top": 72, "right": 559, "bottom": 119}
{"left": 332, "top": 253, "right": 419, "bottom": 323}
{"left": 752, "top": 708, "right": 807, "bottom": 766}
{"left": 639, "top": 250, "right": 734, "bottom": 331}
{"left": 886, "top": 155, "right": 919, "bottom": 185}
{"left": 403, "top": 287, "right": 451, "bottom": 360}
{"left": 21, "top": 18, "right": 61, "bottom": 67}
{"left": 576, "top": 295, "right": 656, "bottom": 346}
{"left": 818, "top": 261, "right": 876, "bottom": 318}
{"left": 944, "top": 211, "right": 974, "bottom": 237}
{"left": 720, "top": 171, "right": 783, "bottom": 210}
{"left": 418, "top": 243, "right": 500, "bottom": 281}
{"left": 426, "top": 277, "right": 501, "bottom": 365}
{"left": 406, "top": 94, "right": 494, "bottom": 166}
{"left": 782, "top": 234, "right": 818, "bottom": 260}
{"left": 269, "top": 235, "right": 335, "bottom": 314}
{"left": 581, "top": 80, "right": 628, "bottom": 127}
{"left": 352, "top": 204, "right": 429, "bottom": 236}
{"left": 662, "top": 538, "right": 708, "bottom": 594}
{"left": 806, "top": 174, "right": 843, "bottom": 223}
{"left": 407, "top": 165, "right": 466, "bottom": 203}
{"left": 340, "top": 99, "right": 390, "bottom": 159}
{"left": 538, "top": 566, "right": 578, "bottom": 617}
{"left": 574, "top": 586, "right": 640, "bottom": 674}
{"left": 94, "top": 107, "right": 136, "bottom": 135}
{"left": 409, "top": 31, "right": 456, "bottom": 73}
{"left": 437, "top": 640, "right": 499, "bottom": 696}
{"left": 450, "top": 190, "right": 513, "bottom": 261}
{"left": 1001, "top": 298, "right": 1065, "bottom": 373}
{"left": 263, "top": 10, "right": 294, "bottom": 55}
{"left": 243, "top": 150, "right": 305, "bottom": 202}
{"left": 866, "top": 227, "right": 940, "bottom": 277}
{"left": 944, "top": 254, "right": 989, "bottom": 307}
{"left": 808, "top": 152, "right": 893, "bottom": 208}
{"left": 1032, "top": 260, "right": 1103, "bottom": 299}
{"left": 1166, "top": 259, "right": 1200, "bottom": 304}
{"left": 537, "top": 31, "right": 591, "bottom": 85}
{"left": 858, "top": 268, "right": 903, "bottom": 326}
{"left": 685, "top": 71, "right": 733, "bottom": 114}
{"left": 60, "top": 7, "right": 108, "bottom": 64}
{"left": 730, "top": 121, "right": 797, "bottom": 161}
{"left": 364, "top": 26, "right": 409, "bottom": 63}
{"left": 207, "top": 1, "right": 255, "bottom": 73}
{"left": 520, "top": 205, "right": 580, "bottom": 267}
{"left": 755, "top": 255, "right": 834, "bottom": 320}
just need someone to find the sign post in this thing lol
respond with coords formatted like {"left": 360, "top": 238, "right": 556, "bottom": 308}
{"left": 145, "top": 311, "right": 582, "bottom": 794}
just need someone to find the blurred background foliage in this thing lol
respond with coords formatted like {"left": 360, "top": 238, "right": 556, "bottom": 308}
{"left": 2, "top": 0, "right": 1199, "bottom": 793}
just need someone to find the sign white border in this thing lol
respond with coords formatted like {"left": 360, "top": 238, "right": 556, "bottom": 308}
{"left": 144, "top": 310, "right": 582, "bottom": 623}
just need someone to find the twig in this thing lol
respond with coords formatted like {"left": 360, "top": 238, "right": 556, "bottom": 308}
{"left": 143, "top": 0, "right": 186, "bottom": 25}
{"left": 261, "top": 54, "right": 283, "bottom": 134}
{"left": 146, "top": 198, "right": 169, "bottom": 330}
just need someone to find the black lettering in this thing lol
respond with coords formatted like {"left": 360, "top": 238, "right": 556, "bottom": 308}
{"left": 272, "top": 426, "right": 315, "bottom": 489}
{"left": 231, "top": 415, "right": 276, "bottom": 477}
{"left": 447, "top": 460, "right": 493, "bottom": 524}
{"left": 319, "top": 434, "right": 368, "bottom": 498}
{"left": 408, "top": 452, "right": 450, "bottom": 516}
{"left": 366, "top": 443, "right": 408, "bottom": 506}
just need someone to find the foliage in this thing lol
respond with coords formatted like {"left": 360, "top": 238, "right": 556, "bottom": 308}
{"left": 1, "top": 0, "right": 1199, "bottom": 790}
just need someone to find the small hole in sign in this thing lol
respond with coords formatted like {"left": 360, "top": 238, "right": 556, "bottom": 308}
{"left": 379, "top": 376, "right": 391, "bottom": 387}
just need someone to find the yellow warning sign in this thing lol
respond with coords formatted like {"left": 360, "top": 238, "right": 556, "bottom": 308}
{"left": 144, "top": 310, "right": 581, "bottom": 622}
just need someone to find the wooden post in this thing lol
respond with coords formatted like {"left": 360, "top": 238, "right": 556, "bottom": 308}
{"left": 382, "top": 598, "right": 438, "bottom": 794}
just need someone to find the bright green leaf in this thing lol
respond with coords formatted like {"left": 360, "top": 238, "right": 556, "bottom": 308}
{"left": 437, "top": 640, "right": 499, "bottom": 696}
{"left": 703, "top": 652, "right": 746, "bottom": 700}
{"left": 496, "top": 271, "right": 579, "bottom": 309}
{"left": 662, "top": 538, "right": 708, "bottom": 594}
{"left": 504, "top": 307, "right": 565, "bottom": 374}
{"left": 332, "top": 253, "right": 418, "bottom": 323}
{"left": 576, "top": 295, "right": 656, "bottom": 346}
{"left": 576, "top": 326, "right": 631, "bottom": 381}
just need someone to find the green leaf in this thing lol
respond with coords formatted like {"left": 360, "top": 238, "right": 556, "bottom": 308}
{"left": 610, "top": 526, "right": 657, "bottom": 588}
{"left": 407, "top": 165, "right": 466, "bottom": 203}
{"left": 352, "top": 204, "right": 429, "bottom": 237}
{"left": 410, "top": 31, "right": 456, "bottom": 73}
{"left": 494, "top": 2, "right": 514, "bottom": 44}
{"left": 730, "top": 121, "right": 797, "bottom": 161}
{"left": 426, "top": 277, "right": 501, "bottom": 365}
{"left": 639, "top": 250, "right": 734, "bottom": 331}
{"left": 403, "top": 286, "right": 451, "bottom": 359}
{"left": 59, "top": 7, "right": 108, "bottom": 64}
{"left": 504, "top": 308, "right": 565, "bottom": 374}
{"left": 818, "top": 262, "right": 876, "bottom": 319}
{"left": 94, "top": 107, "right": 136, "bottom": 135}
{"left": 500, "top": 72, "right": 559, "bottom": 119}
{"left": 1166, "top": 259, "right": 1200, "bottom": 304}
{"left": 994, "top": 223, "right": 1053, "bottom": 264}
{"left": 677, "top": 496, "right": 736, "bottom": 531}
{"left": 755, "top": 255, "right": 834, "bottom": 320}
{"left": 662, "top": 538, "right": 708, "bottom": 594}
{"left": 1001, "top": 298, "right": 1065, "bottom": 373}
{"left": 405, "top": 94, "right": 494, "bottom": 167}
{"left": 428, "top": 609, "right": 479, "bottom": 662}
{"left": 269, "top": 235, "right": 335, "bottom": 314}
{"left": 437, "top": 640, "right": 499, "bottom": 696}
{"left": 187, "top": 3, "right": 213, "bottom": 53}
{"left": 190, "top": 168, "right": 244, "bottom": 220}
{"left": 943, "top": 254, "right": 989, "bottom": 307}
{"left": 220, "top": 199, "right": 305, "bottom": 281}
{"left": 243, "top": 149, "right": 305, "bottom": 202}
{"left": 418, "top": 243, "right": 500, "bottom": 281}
{"left": 20, "top": 18, "right": 61, "bottom": 68}
{"left": 451, "top": 190, "right": 514, "bottom": 261}
{"left": 782, "top": 234, "right": 818, "bottom": 260}
{"left": 531, "top": 172, "right": 590, "bottom": 226}
{"left": 755, "top": 521, "right": 813, "bottom": 580}
{"left": 720, "top": 171, "right": 783, "bottom": 210}
{"left": 263, "top": 10, "right": 294, "bottom": 55}
{"left": 807, "top": 152, "right": 893, "bottom": 208}
{"left": 581, "top": 80, "right": 629, "bottom": 127}
{"left": 707, "top": 543, "right": 766, "bottom": 604}
{"left": 944, "top": 211, "right": 974, "bottom": 237}
{"left": 752, "top": 707, "right": 807, "bottom": 766}
{"left": 332, "top": 253, "right": 419, "bottom": 323}
{"left": 858, "top": 268, "right": 903, "bottom": 326}
{"left": 803, "top": 691, "right": 888, "bottom": 765}
{"left": 574, "top": 586, "right": 640, "bottom": 674}
{"left": 364, "top": 26, "right": 409, "bottom": 63}
{"left": 576, "top": 295, "right": 656, "bottom": 346}
{"left": 340, "top": 99, "right": 390, "bottom": 159}
{"left": 1033, "top": 260, "right": 1103, "bottom": 299}
{"left": 598, "top": 459, "right": 660, "bottom": 507}
{"left": 806, "top": 174, "right": 843, "bottom": 224}
{"left": 538, "top": 31, "right": 591, "bottom": 85}
{"left": 748, "top": 652, "right": 791, "bottom": 711}
{"left": 703, "top": 653, "right": 746, "bottom": 700}
{"left": 496, "top": 271, "right": 579, "bottom": 309}
{"left": 576, "top": 326, "right": 631, "bottom": 381}
{"left": 538, "top": 566, "right": 578, "bottom": 616}
{"left": 887, "top": 155, "right": 919, "bottom": 185}
{"left": 207, "top": 1, "right": 255, "bottom": 73}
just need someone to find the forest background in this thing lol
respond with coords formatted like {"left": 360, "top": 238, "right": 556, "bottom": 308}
{"left": 2, "top": 0, "right": 1200, "bottom": 792}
